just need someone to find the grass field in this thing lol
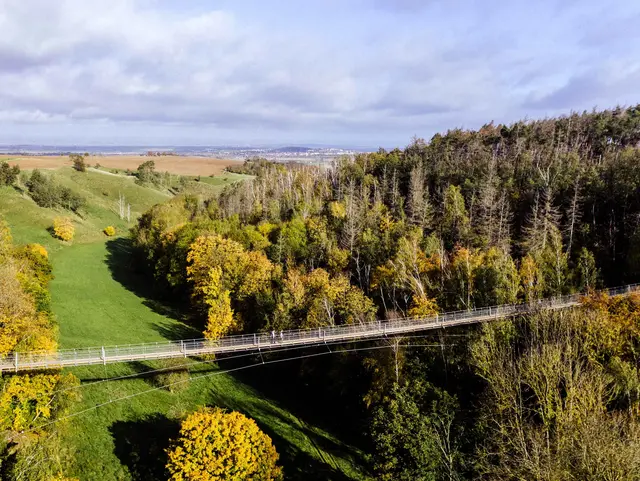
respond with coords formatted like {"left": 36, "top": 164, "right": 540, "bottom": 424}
{"left": 0, "top": 168, "right": 247, "bottom": 248}
{"left": 1, "top": 168, "right": 370, "bottom": 480}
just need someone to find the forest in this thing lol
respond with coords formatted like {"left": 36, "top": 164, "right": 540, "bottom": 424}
{"left": 126, "top": 106, "right": 640, "bottom": 479}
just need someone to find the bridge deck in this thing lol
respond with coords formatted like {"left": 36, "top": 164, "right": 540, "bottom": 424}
{"left": 1, "top": 284, "right": 637, "bottom": 372}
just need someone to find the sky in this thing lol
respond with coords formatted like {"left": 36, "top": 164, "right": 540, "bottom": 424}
{"left": 0, "top": 0, "right": 638, "bottom": 148}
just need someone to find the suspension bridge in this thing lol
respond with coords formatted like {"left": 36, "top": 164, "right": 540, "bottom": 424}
{"left": 2, "top": 284, "right": 638, "bottom": 373}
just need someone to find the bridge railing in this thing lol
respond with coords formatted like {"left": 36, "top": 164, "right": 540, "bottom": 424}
{"left": 2, "top": 283, "right": 639, "bottom": 371}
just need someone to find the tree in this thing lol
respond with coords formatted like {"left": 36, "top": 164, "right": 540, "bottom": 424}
{"left": 0, "top": 161, "right": 20, "bottom": 186}
{"left": 407, "top": 162, "right": 433, "bottom": 230}
{"left": 70, "top": 154, "right": 86, "bottom": 172}
{"left": 576, "top": 247, "right": 599, "bottom": 292}
{"left": 471, "top": 311, "right": 640, "bottom": 480}
{"left": 522, "top": 177, "right": 561, "bottom": 255}
{"left": 519, "top": 254, "right": 544, "bottom": 302}
{"left": 187, "top": 234, "right": 274, "bottom": 338}
{"left": 166, "top": 407, "right": 282, "bottom": 481}
{"left": 0, "top": 373, "right": 79, "bottom": 432}
{"left": 26, "top": 170, "right": 85, "bottom": 213}
{"left": 441, "top": 185, "right": 470, "bottom": 248}
{"left": 447, "top": 246, "right": 482, "bottom": 310}
{"left": 372, "top": 229, "right": 440, "bottom": 315}
{"left": 136, "top": 160, "right": 159, "bottom": 184}
{"left": 538, "top": 227, "right": 569, "bottom": 295}
{"left": 473, "top": 247, "right": 520, "bottom": 306}
{"left": 276, "top": 268, "right": 376, "bottom": 329}
{"left": 370, "top": 381, "right": 461, "bottom": 481}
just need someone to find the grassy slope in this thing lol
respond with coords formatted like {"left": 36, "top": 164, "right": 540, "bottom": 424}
{"left": 1, "top": 169, "right": 370, "bottom": 481}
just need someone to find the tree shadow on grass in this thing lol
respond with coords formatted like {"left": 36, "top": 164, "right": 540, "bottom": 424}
{"left": 268, "top": 430, "right": 357, "bottom": 481}
{"left": 104, "top": 237, "right": 200, "bottom": 340}
{"left": 205, "top": 385, "right": 365, "bottom": 481}
{"left": 110, "top": 414, "right": 179, "bottom": 481}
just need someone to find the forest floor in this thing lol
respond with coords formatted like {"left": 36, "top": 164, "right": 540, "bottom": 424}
{"left": 0, "top": 168, "right": 371, "bottom": 481}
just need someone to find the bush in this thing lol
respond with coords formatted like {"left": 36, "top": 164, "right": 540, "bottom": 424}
{"left": 70, "top": 153, "right": 87, "bottom": 172}
{"left": 103, "top": 226, "right": 116, "bottom": 236}
{"left": 154, "top": 368, "right": 190, "bottom": 393}
{"left": 166, "top": 407, "right": 283, "bottom": 481}
{"left": 53, "top": 217, "right": 74, "bottom": 242}
{"left": 0, "top": 161, "right": 20, "bottom": 186}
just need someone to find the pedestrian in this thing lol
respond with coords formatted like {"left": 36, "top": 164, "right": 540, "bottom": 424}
{"left": 271, "top": 330, "right": 275, "bottom": 343}
{"left": 280, "top": 330, "right": 284, "bottom": 342}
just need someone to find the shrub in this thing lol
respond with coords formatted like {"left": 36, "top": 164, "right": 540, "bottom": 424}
{"left": 0, "top": 161, "right": 20, "bottom": 186}
{"left": 70, "top": 153, "right": 87, "bottom": 172}
{"left": 154, "top": 360, "right": 190, "bottom": 393}
{"left": 53, "top": 217, "right": 74, "bottom": 242}
{"left": 166, "top": 407, "right": 282, "bottom": 481}
{"left": 103, "top": 226, "right": 116, "bottom": 236}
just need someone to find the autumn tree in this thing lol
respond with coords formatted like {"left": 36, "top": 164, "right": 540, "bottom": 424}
{"left": 275, "top": 268, "right": 376, "bottom": 329}
{"left": 166, "top": 407, "right": 282, "bottom": 481}
{"left": 187, "top": 234, "right": 273, "bottom": 338}
{"left": 519, "top": 254, "right": 544, "bottom": 302}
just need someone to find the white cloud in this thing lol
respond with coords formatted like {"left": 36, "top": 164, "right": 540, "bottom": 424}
{"left": 0, "top": 0, "right": 638, "bottom": 145}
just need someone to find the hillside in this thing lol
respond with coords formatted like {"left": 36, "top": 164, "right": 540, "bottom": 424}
{"left": 0, "top": 165, "right": 369, "bottom": 480}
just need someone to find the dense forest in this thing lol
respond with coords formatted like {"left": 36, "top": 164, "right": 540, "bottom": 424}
{"left": 127, "top": 106, "right": 640, "bottom": 479}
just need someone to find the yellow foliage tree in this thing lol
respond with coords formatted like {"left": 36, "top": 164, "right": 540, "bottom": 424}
{"left": 187, "top": 234, "right": 273, "bottom": 299}
{"left": 204, "top": 289, "right": 236, "bottom": 340}
{"left": 408, "top": 294, "right": 439, "bottom": 318}
{"left": 328, "top": 201, "right": 347, "bottom": 219}
{"left": 277, "top": 268, "right": 376, "bottom": 329}
{"left": 52, "top": 217, "right": 74, "bottom": 242}
{"left": 166, "top": 407, "right": 282, "bottom": 481}
{"left": 0, "top": 373, "right": 79, "bottom": 432}
{"left": 520, "top": 254, "right": 545, "bottom": 302}
{"left": 103, "top": 225, "right": 116, "bottom": 236}
{"left": 187, "top": 235, "right": 274, "bottom": 339}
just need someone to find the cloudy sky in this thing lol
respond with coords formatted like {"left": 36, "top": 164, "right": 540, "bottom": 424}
{"left": 0, "top": 0, "right": 638, "bottom": 148}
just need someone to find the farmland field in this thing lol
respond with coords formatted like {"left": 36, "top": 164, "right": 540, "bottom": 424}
{"left": 1, "top": 154, "right": 242, "bottom": 176}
